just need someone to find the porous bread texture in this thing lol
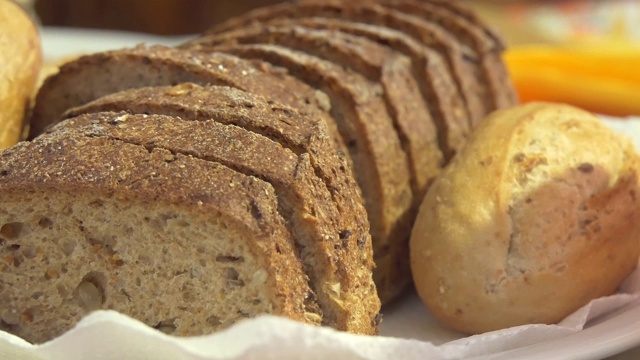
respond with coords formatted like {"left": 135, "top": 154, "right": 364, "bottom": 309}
{"left": 0, "top": 129, "right": 317, "bottom": 344}
{"left": 187, "top": 24, "right": 442, "bottom": 202}
{"left": 62, "top": 84, "right": 380, "bottom": 333}
{"left": 410, "top": 102, "right": 640, "bottom": 334}
{"left": 53, "top": 110, "right": 378, "bottom": 334}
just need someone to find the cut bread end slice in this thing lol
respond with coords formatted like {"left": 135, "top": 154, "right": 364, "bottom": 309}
{"left": 52, "top": 110, "right": 379, "bottom": 334}
{"left": 0, "top": 130, "right": 318, "bottom": 343}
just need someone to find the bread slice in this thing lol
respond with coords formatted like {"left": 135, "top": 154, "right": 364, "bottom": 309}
{"left": 28, "top": 45, "right": 343, "bottom": 158}
{"left": 0, "top": 125, "right": 317, "bottom": 344}
{"left": 251, "top": 16, "right": 470, "bottom": 161}
{"left": 186, "top": 24, "right": 442, "bottom": 209}
{"left": 190, "top": 43, "right": 414, "bottom": 302}
{"left": 63, "top": 85, "right": 372, "bottom": 269}
{"left": 202, "top": 1, "right": 489, "bottom": 125}
{"left": 184, "top": 25, "right": 443, "bottom": 301}
{"left": 49, "top": 110, "right": 378, "bottom": 334}
{"left": 63, "top": 85, "right": 379, "bottom": 317}
{"left": 376, "top": 0, "right": 517, "bottom": 115}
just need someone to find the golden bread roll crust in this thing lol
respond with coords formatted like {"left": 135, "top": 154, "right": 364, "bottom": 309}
{"left": 0, "top": 0, "right": 41, "bottom": 148}
{"left": 411, "top": 102, "right": 640, "bottom": 334}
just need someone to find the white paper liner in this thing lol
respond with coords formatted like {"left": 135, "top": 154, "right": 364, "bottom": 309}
{"left": 1, "top": 116, "right": 638, "bottom": 360}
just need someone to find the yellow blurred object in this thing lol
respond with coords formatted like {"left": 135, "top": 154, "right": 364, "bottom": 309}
{"left": 0, "top": 0, "right": 42, "bottom": 149}
{"left": 468, "top": 0, "right": 640, "bottom": 46}
{"left": 504, "top": 41, "right": 640, "bottom": 116}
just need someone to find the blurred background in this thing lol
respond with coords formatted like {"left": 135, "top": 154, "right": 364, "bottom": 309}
{"left": 33, "top": 0, "right": 282, "bottom": 36}
{"left": 14, "top": 0, "right": 640, "bottom": 115}
{"left": 14, "top": 0, "right": 636, "bottom": 44}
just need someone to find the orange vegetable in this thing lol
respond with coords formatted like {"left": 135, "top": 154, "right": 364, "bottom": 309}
{"left": 504, "top": 42, "right": 640, "bottom": 116}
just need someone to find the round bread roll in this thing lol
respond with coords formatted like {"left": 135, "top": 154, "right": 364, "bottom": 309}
{"left": 410, "top": 102, "right": 640, "bottom": 334}
{"left": 0, "top": 0, "right": 42, "bottom": 149}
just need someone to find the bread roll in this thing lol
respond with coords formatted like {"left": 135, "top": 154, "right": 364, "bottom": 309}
{"left": 410, "top": 102, "right": 640, "bottom": 334}
{"left": 0, "top": 0, "right": 41, "bottom": 148}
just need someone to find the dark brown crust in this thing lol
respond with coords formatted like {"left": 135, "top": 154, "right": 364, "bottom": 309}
{"left": 63, "top": 85, "right": 373, "bottom": 280}
{"left": 375, "top": 0, "right": 518, "bottom": 114}
{"left": 187, "top": 26, "right": 442, "bottom": 195}
{"left": 255, "top": 17, "right": 470, "bottom": 161}
{"left": 196, "top": 44, "right": 414, "bottom": 300}
{"left": 0, "top": 126, "right": 315, "bottom": 342}
{"left": 200, "top": 1, "right": 489, "bottom": 125}
{"left": 183, "top": 25, "right": 441, "bottom": 302}
{"left": 55, "top": 104, "right": 378, "bottom": 334}
{"left": 29, "top": 45, "right": 345, "bottom": 158}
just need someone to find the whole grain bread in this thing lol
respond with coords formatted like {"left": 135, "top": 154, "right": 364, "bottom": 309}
{"left": 184, "top": 25, "right": 442, "bottom": 301}
{"left": 63, "top": 85, "right": 373, "bottom": 276}
{"left": 202, "top": 1, "right": 489, "bottom": 125}
{"left": 28, "top": 45, "right": 344, "bottom": 158}
{"left": 50, "top": 110, "right": 377, "bottom": 334}
{"left": 192, "top": 43, "right": 414, "bottom": 302}
{"left": 185, "top": 25, "right": 441, "bottom": 206}
{"left": 255, "top": 16, "right": 470, "bottom": 161}
{"left": 375, "top": 0, "right": 517, "bottom": 113}
{"left": 0, "top": 124, "right": 318, "bottom": 343}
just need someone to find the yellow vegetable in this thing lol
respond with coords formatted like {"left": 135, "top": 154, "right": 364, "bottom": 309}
{"left": 504, "top": 42, "right": 640, "bottom": 116}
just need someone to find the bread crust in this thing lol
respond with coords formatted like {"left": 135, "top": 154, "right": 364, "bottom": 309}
{"left": 184, "top": 25, "right": 445, "bottom": 302}
{"left": 53, "top": 109, "right": 378, "bottom": 334}
{"left": 186, "top": 24, "right": 442, "bottom": 200}
{"left": 419, "top": 0, "right": 506, "bottom": 51}
{"left": 211, "top": 26, "right": 443, "bottom": 303}
{"left": 411, "top": 103, "right": 640, "bottom": 334}
{"left": 29, "top": 45, "right": 343, "bottom": 156}
{"left": 250, "top": 17, "right": 469, "bottom": 161}
{"left": 375, "top": 0, "right": 518, "bottom": 113}
{"left": 63, "top": 84, "right": 380, "bottom": 332}
{"left": 203, "top": 1, "right": 488, "bottom": 125}
{"left": 201, "top": 44, "right": 415, "bottom": 304}
{"left": 0, "top": 126, "right": 316, "bottom": 343}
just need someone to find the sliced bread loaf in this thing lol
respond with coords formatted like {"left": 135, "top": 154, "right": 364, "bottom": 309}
{"left": 185, "top": 24, "right": 442, "bottom": 210}
{"left": 184, "top": 25, "right": 442, "bottom": 301}
{"left": 0, "top": 124, "right": 317, "bottom": 343}
{"left": 63, "top": 85, "right": 372, "bottom": 273}
{"left": 256, "top": 17, "right": 469, "bottom": 161}
{"left": 202, "top": 1, "right": 488, "bottom": 125}
{"left": 376, "top": 0, "right": 517, "bottom": 113}
{"left": 28, "top": 45, "right": 343, "bottom": 157}
{"left": 53, "top": 109, "right": 379, "bottom": 334}
{"left": 190, "top": 43, "right": 414, "bottom": 303}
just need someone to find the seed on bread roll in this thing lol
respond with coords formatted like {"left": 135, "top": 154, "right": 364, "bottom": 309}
{"left": 0, "top": 0, "right": 41, "bottom": 148}
{"left": 410, "top": 102, "right": 640, "bottom": 334}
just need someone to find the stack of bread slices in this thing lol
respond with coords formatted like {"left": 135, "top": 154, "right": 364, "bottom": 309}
{"left": 0, "top": 0, "right": 517, "bottom": 343}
